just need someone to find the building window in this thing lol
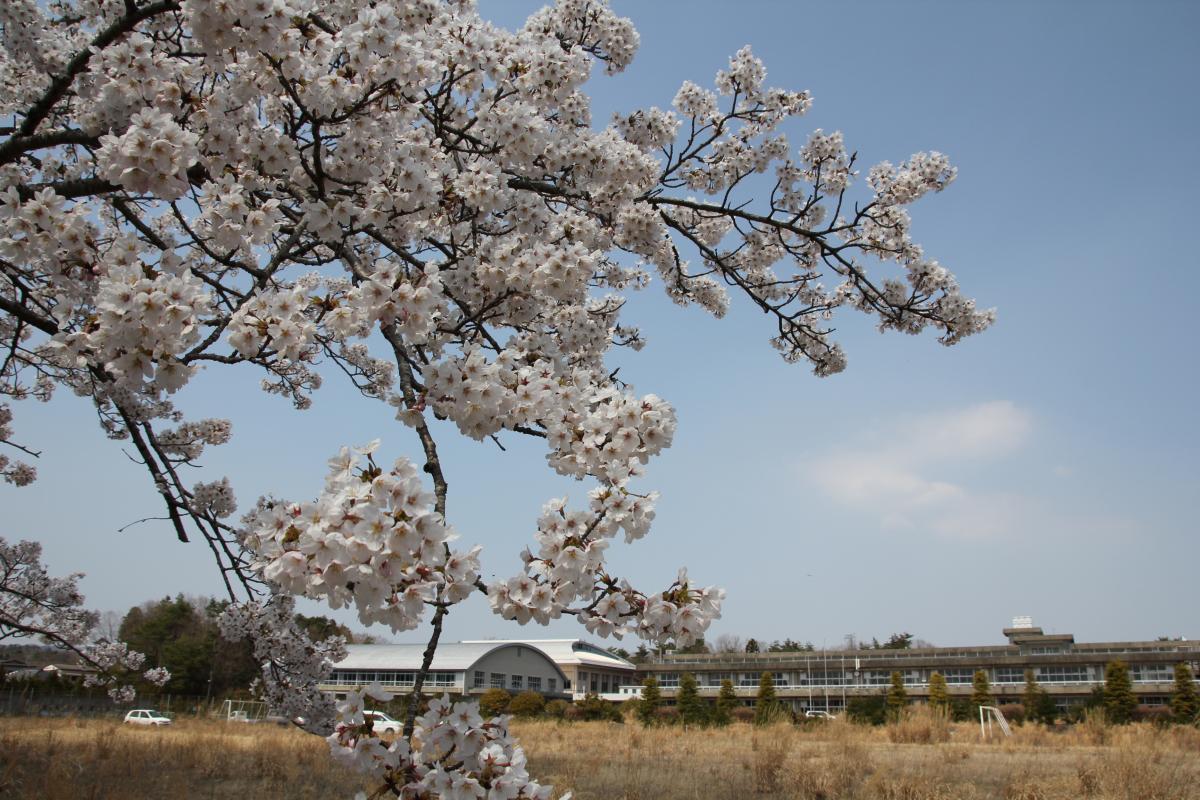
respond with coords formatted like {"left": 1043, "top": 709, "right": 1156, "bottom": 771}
{"left": 1036, "top": 666, "right": 1089, "bottom": 683}
{"left": 528, "top": 676, "right": 542, "bottom": 692}
{"left": 994, "top": 668, "right": 1025, "bottom": 684}
{"left": 601, "top": 675, "right": 610, "bottom": 693}
{"left": 1132, "top": 665, "right": 1173, "bottom": 683}
{"left": 658, "top": 673, "right": 679, "bottom": 688}
{"left": 939, "top": 669, "right": 975, "bottom": 685}
{"left": 511, "top": 675, "right": 523, "bottom": 690}
{"left": 429, "top": 672, "right": 457, "bottom": 687}
{"left": 473, "top": 670, "right": 485, "bottom": 688}
{"left": 548, "top": 678, "right": 557, "bottom": 692}
{"left": 490, "top": 673, "right": 505, "bottom": 688}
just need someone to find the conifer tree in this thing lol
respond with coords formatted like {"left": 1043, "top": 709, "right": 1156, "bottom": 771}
{"left": 637, "top": 676, "right": 661, "bottom": 727}
{"left": 754, "top": 671, "right": 778, "bottom": 725}
{"left": 677, "top": 672, "right": 707, "bottom": 728}
{"left": 745, "top": 638, "right": 760, "bottom": 654}
{"left": 1023, "top": 669, "right": 1056, "bottom": 725}
{"left": 1170, "top": 663, "right": 1199, "bottom": 724}
{"left": 1103, "top": 661, "right": 1137, "bottom": 724}
{"left": 713, "top": 679, "right": 737, "bottom": 727}
{"left": 928, "top": 671, "right": 949, "bottom": 710}
{"left": 971, "top": 670, "right": 994, "bottom": 712}
{"left": 886, "top": 671, "right": 908, "bottom": 719}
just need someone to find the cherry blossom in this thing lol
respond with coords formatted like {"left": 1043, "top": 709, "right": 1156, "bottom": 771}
{"left": 0, "top": 1, "right": 991, "bottom": 796}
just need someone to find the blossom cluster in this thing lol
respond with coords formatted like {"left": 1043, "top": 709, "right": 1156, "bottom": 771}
{"left": 96, "top": 109, "right": 200, "bottom": 200}
{"left": 218, "top": 595, "right": 345, "bottom": 734}
{"left": 241, "top": 442, "right": 480, "bottom": 633}
{"left": 55, "top": 248, "right": 213, "bottom": 394}
{"left": 487, "top": 493, "right": 723, "bottom": 647}
{"left": 423, "top": 350, "right": 676, "bottom": 485}
{"left": 0, "top": 404, "right": 36, "bottom": 486}
{"left": 329, "top": 684, "right": 568, "bottom": 799}
{"left": 82, "top": 640, "right": 170, "bottom": 702}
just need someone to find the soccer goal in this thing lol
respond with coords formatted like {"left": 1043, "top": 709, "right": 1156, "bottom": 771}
{"left": 220, "top": 699, "right": 268, "bottom": 723}
{"left": 978, "top": 705, "right": 1012, "bottom": 739}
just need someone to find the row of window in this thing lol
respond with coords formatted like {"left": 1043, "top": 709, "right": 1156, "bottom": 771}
{"left": 649, "top": 663, "right": 1190, "bottom": 689}
{"left": 472, "top": 671, "right": 559, "bottom": 694}
{"left": 329, "top": 671, "right": 458, "bottom": 688}
{"left": 578, "top": 670, "right": 619, "bottom": 694}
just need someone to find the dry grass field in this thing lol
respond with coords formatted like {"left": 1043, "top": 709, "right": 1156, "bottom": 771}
{"left": 1, "top": 712, "right": 1197, "bottom": 799}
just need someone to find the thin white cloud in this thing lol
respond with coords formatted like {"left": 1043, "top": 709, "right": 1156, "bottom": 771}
{"left": 805, "top": 401, "right": 1034, "bottom": 539}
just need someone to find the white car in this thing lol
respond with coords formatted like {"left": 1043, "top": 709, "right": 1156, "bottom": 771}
{"left": 124, "top": 709, "right": 172, "bottom": 726}
{"left": 805, "top": 710, "right": 836, "bottom": 720}
{"left": 365, "top": 710, "right": 401, "bottom": 735}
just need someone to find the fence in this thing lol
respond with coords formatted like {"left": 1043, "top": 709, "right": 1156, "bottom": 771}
{"left": 0, "top": 684, "right": 225, "bottom": 719}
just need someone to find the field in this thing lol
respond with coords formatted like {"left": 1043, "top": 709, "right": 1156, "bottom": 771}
{"left": 1, "top": 713, "right": 1198, "bottom": 799}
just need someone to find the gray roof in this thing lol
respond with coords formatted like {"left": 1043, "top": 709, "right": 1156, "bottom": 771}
{"left": 333, "top": 639, "right": 633, "bottom": 675}
{"left": 461, "top": 639, "right": 636, "bottom": 671}
{"left": 335, "top": 642, "right": 509, "bottom": 671}
{"left": 333, "top": 642, "right": 569, "bottom": 683}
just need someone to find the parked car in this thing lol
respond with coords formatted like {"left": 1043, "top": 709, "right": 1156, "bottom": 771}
{"left": 365, "top": 710, "right": 401, "bottom": 735}
{"left": 805, "top": 710, "right": 836, "bottom": 720}
{"left": 124, "top": 709, "right": 172, "bottom": 726}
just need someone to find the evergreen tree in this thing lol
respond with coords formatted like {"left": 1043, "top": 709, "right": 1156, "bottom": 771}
{"left": 928, "top": 671, "right": 949, "bottom": 710}
{"left": 677, "top": 672, "right": 707, "bottom": 727}
{"left": 880, "top": 632, "right": 914, "bottom": 650}
{"left": 1170, "top": 663, "right": 1199, "bottom": 724}
{"left": 1103, "top": 661, "right": 1137, "bottom": 724}
{"left": 886, "top": 671, "right": 907, "bottom": 719}
{"left": 637, "top": 676, "right": 661, "bottom": 727}
{"left": 1022, "top": 669, "right": 1041, "bottom": 721}
{"left": 745, "top": 638, "right": 760, "bottom": 654}
{"left": 713, "top": 679, "right": 737, "bottom": 726}
{"left": 1022, "top": 669, "right": 1056, "bottom": 725}
{"left": 753, "top": 671, "right": 778, "bottom": 725}
{"left": 970, "top": 670, "right": 994, "bottom": 712}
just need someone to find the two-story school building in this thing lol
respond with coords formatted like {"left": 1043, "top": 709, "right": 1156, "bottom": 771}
{"left": 626, "top": 619, "right": 1200, "bottom": 714}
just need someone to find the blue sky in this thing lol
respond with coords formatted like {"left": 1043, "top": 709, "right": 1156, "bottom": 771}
{"left": 5, "top": 1, "right": 1198, "bottom": 650}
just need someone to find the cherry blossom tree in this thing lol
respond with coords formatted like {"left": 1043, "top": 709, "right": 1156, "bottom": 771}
{"left": 0, "top": 0, "right": 992, "bottom": 794}
{"left": 0, "top": 536, "right": 170, "bottom": 701}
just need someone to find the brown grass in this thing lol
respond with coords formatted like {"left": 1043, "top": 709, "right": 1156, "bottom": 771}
{"left": 0, "top": 717, "right": 368, "bottom": 799}
{"left": 513, "top": 713, "right": 1200, "bottom": 800}
{"left": 0, "top": 714, "right": 1197, "bottom": 799}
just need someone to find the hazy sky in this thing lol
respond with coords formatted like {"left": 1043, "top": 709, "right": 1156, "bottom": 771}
{"left": 5, "top": 1, "right": 1198, "bottom": 650}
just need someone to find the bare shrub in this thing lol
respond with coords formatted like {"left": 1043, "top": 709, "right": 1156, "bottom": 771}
{"left": 751, "top": 729, "right": 790, "bottom": 793}
{"left": 1095, "top": 745, "right": 1200, "bottom": 800}
{"left": 887, "top": 705, "right": 951, "bottom": 745}
{"left": 1078, "top": 708, "right": 1110, "bottom": 746}
{"left": 865, "top": 771, "right": 961, "bottom": 800}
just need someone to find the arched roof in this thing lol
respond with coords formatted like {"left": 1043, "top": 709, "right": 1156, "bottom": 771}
{"left": 461, "top": 639, "right": 636, "bottom": 671}
{"left": 333, "top": 642, "right": 569, "bottom": 684}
